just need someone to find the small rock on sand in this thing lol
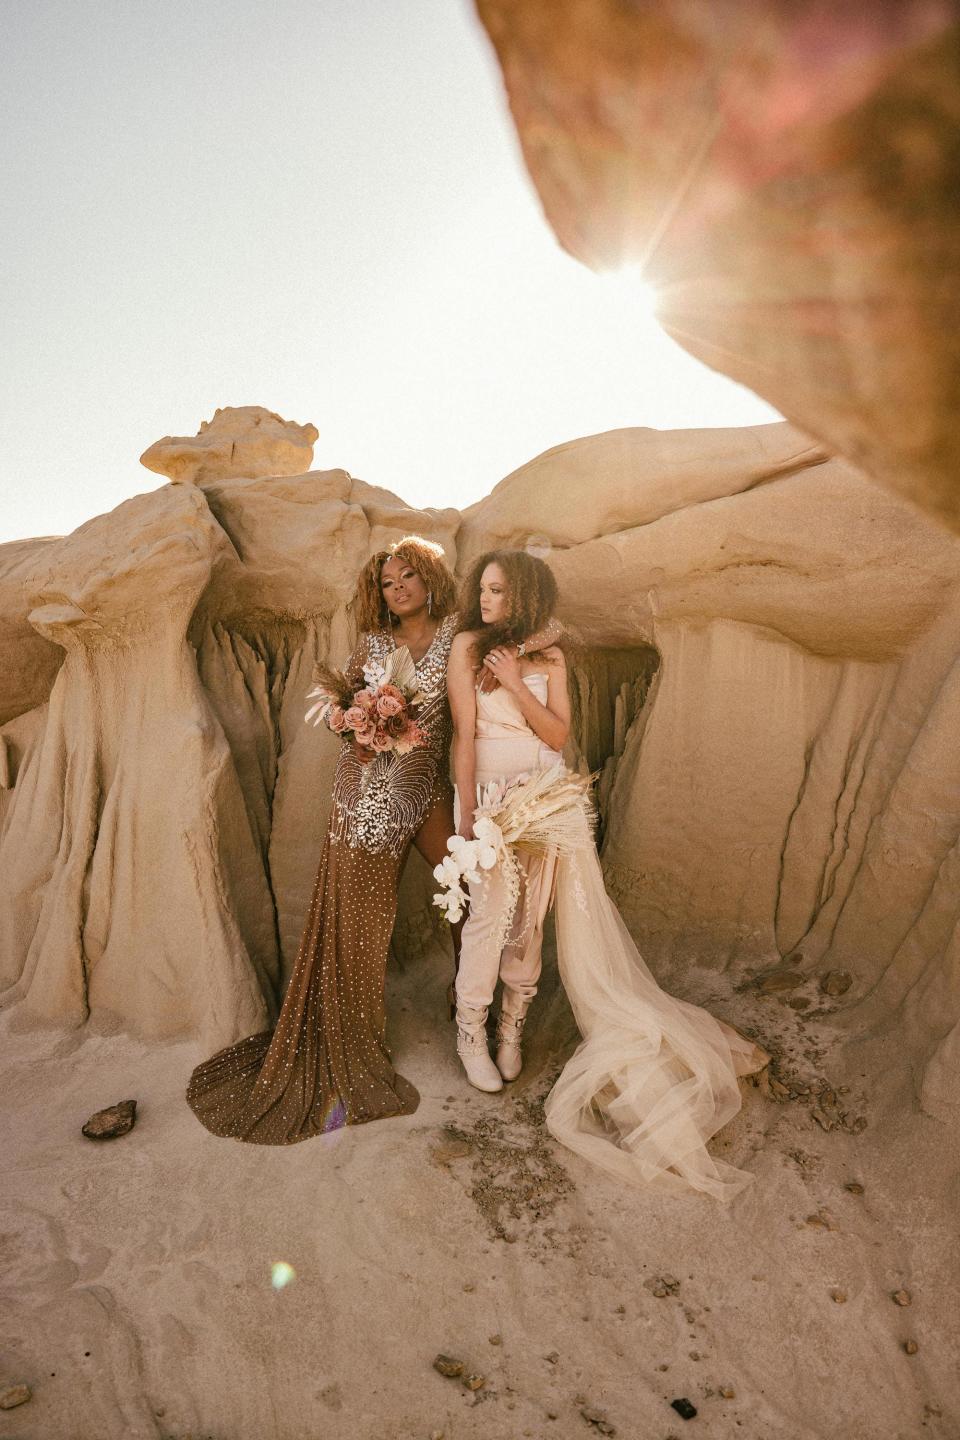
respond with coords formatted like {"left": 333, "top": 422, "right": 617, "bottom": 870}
{"left": 433, "top": 1354, "right": 464, "bottom": 1378}
{"left": 0, "top": 1386, "right": 31, "bottom": 1410}
{"left": 644, "top": 1274, "right": 680, "bottom": 1298}
{"left": 757, "top": 970, "right": 804, "bottom": 994}
{"left": 462, "top": 1373, "right": 486, "bottom": 1391}
{"left": 830, "top": 1289, "right": 848, "bottom": 1303}
{"left": 904, "top": 1340, "right": 919, "bottom": 1355}
{"left": 81, "top": 1099, "right": 137, "bottom": 1140}
{"left": 580, "top": 1405, "right": 616, "bottom": 1435}
{"left": 891, "top": 1289, "right": 912, "bottom": 1307}
{"left": 820, "top": 970, "right": 853, "bottom": 996}
{"left": 670, "top": 1397, "right": 698, "bottom": 1420}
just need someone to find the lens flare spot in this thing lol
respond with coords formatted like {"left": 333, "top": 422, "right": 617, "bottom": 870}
{"left": 525, "top": 534, "right": 552, "bottom": 560}
{"left": 271, "top": 1261, "right": 296, "bottom": 1290}
{"left": 596, "top": 265, "right": 661, "bottom": 326}
{"left": 322, "top": 1097, "right": 347, "bottom": 1133}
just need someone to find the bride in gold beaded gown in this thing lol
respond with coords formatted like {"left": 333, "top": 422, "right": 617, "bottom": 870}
{"left": 186, "top": 537, "right": 462, "bottom": 1143}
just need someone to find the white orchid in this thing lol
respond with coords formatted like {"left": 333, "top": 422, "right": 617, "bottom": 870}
{"left": 432, "top": 765, "right": 596, "bottom": 941}
{"left": 472, "top": 817, "right": 503, "bottom": 869}
{"left": 433, "top": 887, "right": 467, "bottom": 923}
{"left": 433, "top": 855, "right": 463, "bottom": 890}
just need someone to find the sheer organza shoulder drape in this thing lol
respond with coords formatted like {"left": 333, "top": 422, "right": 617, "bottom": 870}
{"left": 545, "top": 839, "right": 763, "bottom": 1202}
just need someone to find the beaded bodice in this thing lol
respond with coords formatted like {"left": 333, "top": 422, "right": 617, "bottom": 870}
{"left": 329, "top": 612, "right": 458, "bottom": 855}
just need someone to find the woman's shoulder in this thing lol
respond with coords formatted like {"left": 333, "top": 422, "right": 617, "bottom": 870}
{"left": 541, "top": 643, "right": 567, "bottom": 666}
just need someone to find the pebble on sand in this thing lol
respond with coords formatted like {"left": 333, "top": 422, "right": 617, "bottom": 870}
{"left": 820, "top": 970, "right": 853, "bottom": 996}
{"left": 0, "top": 1386, "right": 31, "bottom": 1410}
{"left": 756, "top": 970, "right": 804, "bottom": 994}
{"left": 891, "top": 1289, "right": 912, "bottom": 1307}
{"left": 670, "top": 1397, "right": 698, "bottom": 1420}
{"left": 904, "top": 1340, "right": 919, "bottom": 1355}
{"left": 81, "top": 1099, "right": 137, "bottom": 1140}
{"left": 432, "top": 1355, "right": 464, "bottom": 1378}
{"left": 644, "top": 1273, "right": 680, "bottom": 1298}
{"left": 580, "top": 1405, "right": 617, "bottom": 1435}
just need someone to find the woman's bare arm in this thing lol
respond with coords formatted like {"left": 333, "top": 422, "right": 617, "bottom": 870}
{"left": 447, "top": 631, "right": 480, "bottom": 839}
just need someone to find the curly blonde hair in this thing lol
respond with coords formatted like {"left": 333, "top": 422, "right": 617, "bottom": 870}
{"left": 351, "top": 535, "right": 458, "bottom": 634}
{"left": 457, "top": 549, "right": 560, "bottom": 665}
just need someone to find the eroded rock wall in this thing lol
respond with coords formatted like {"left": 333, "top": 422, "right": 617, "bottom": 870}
{"left": 1, "top": 417, "right": 958, "bottom": 1112}
{"left": 474, "top": 0, "right": 960, "bottom": 532}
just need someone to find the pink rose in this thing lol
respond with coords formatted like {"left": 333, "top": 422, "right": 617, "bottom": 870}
{"left": 353, "top": 722, "right": 376, "bottom": 746}
{"left": 370, "top": 729, "right": 393, "bottom": 752}
{"left": 344, "top": 705, "right": 367, "bottom": 730}
{"left": 376, "top": 693, "right": 404, "bottom": 718}
{"left": 380, "top": 683, "right": 405, "bottom": 703}
{"left": 327, "top": 704, "right": 348, "bottom": 734}
{"left": 356, "top": 689, "right": 378, "bottom": 712}
{"left": 393, "top": 724, "right": 425, "bottom": 755}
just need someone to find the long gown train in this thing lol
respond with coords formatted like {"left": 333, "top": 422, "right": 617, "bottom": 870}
{"left": 545, "top": 841, "right": 766, "bottom": 1200}
{"left": 186, "top": 827, "right": 420, "bottom": 1143}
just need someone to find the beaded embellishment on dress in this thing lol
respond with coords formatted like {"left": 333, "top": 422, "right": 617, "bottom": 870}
{"left": 330, "top": 613, "right": 457, "bottom": 857}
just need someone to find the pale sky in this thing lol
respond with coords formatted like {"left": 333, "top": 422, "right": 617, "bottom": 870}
{"left": 0, "top": 0, "right": 780, "bottom": 545}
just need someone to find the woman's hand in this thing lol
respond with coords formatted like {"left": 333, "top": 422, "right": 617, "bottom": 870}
{"left": 457, "top": 816, "right": 476, "bottom": 842}
{"left": 476, "top": 643, "right": 517, "bottom": 693}
{"left": 481, "top": 645, "right": 523, "bottom": 693}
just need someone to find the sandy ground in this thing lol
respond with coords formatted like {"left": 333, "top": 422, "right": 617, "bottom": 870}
{"left": 3, "top": 934, "right": 958, "bottom": 1440}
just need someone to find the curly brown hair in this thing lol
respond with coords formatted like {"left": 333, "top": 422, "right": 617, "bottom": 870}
{"left": 457, "top": 549, "right": 560, "bottom": 665}
{"left": 351, "top": 535, "right": 458, "bottom": 633}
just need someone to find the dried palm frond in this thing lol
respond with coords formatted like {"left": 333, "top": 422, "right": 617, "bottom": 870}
{"left": 382, "top": 645, "right": 416, "bottom": 694}
{"left": 433, "top": 764, "right": 598, "bottom": 945}
{"left": 310, "top": 661, "right": 355, "bottom": 708}
{"left": 482, "top": 764, "right": 597, "bottom": 854}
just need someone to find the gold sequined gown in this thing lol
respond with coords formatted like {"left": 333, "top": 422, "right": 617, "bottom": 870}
{"left": 186, "top": 615, "right": 458, "bottom": 1144}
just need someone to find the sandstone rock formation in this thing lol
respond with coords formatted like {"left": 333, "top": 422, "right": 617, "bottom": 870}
{"left": 2, "top": 408, "right": 959, "bottom": 1122}
{"left": 140, "top": 404, "right": 320, "bottom": 485}
{"left": 0, "top": 537, "right": 64, "bottom": 727}
{"left": 474, "top": 0, "right": 960, "bottom": 532}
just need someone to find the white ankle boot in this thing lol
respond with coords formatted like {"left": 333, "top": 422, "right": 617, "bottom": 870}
{"left": 495, "top": 1000, "right": 529, "bottom": 1082}
{"left": 456, "top": 1005, "right": 503, "bottom": 1093}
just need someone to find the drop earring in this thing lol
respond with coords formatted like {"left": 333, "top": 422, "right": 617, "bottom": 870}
{"left": 427, "top": 590, "right": 433, "bottom": 616}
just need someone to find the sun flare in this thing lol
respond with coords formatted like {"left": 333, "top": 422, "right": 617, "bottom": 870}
{"left": 595, "top": 266, "right": 661, "bottom": 326}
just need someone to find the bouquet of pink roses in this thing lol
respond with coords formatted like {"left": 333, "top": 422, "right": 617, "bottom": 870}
{"left": 304, "top": 645, "right": 427, "bottom": 756}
